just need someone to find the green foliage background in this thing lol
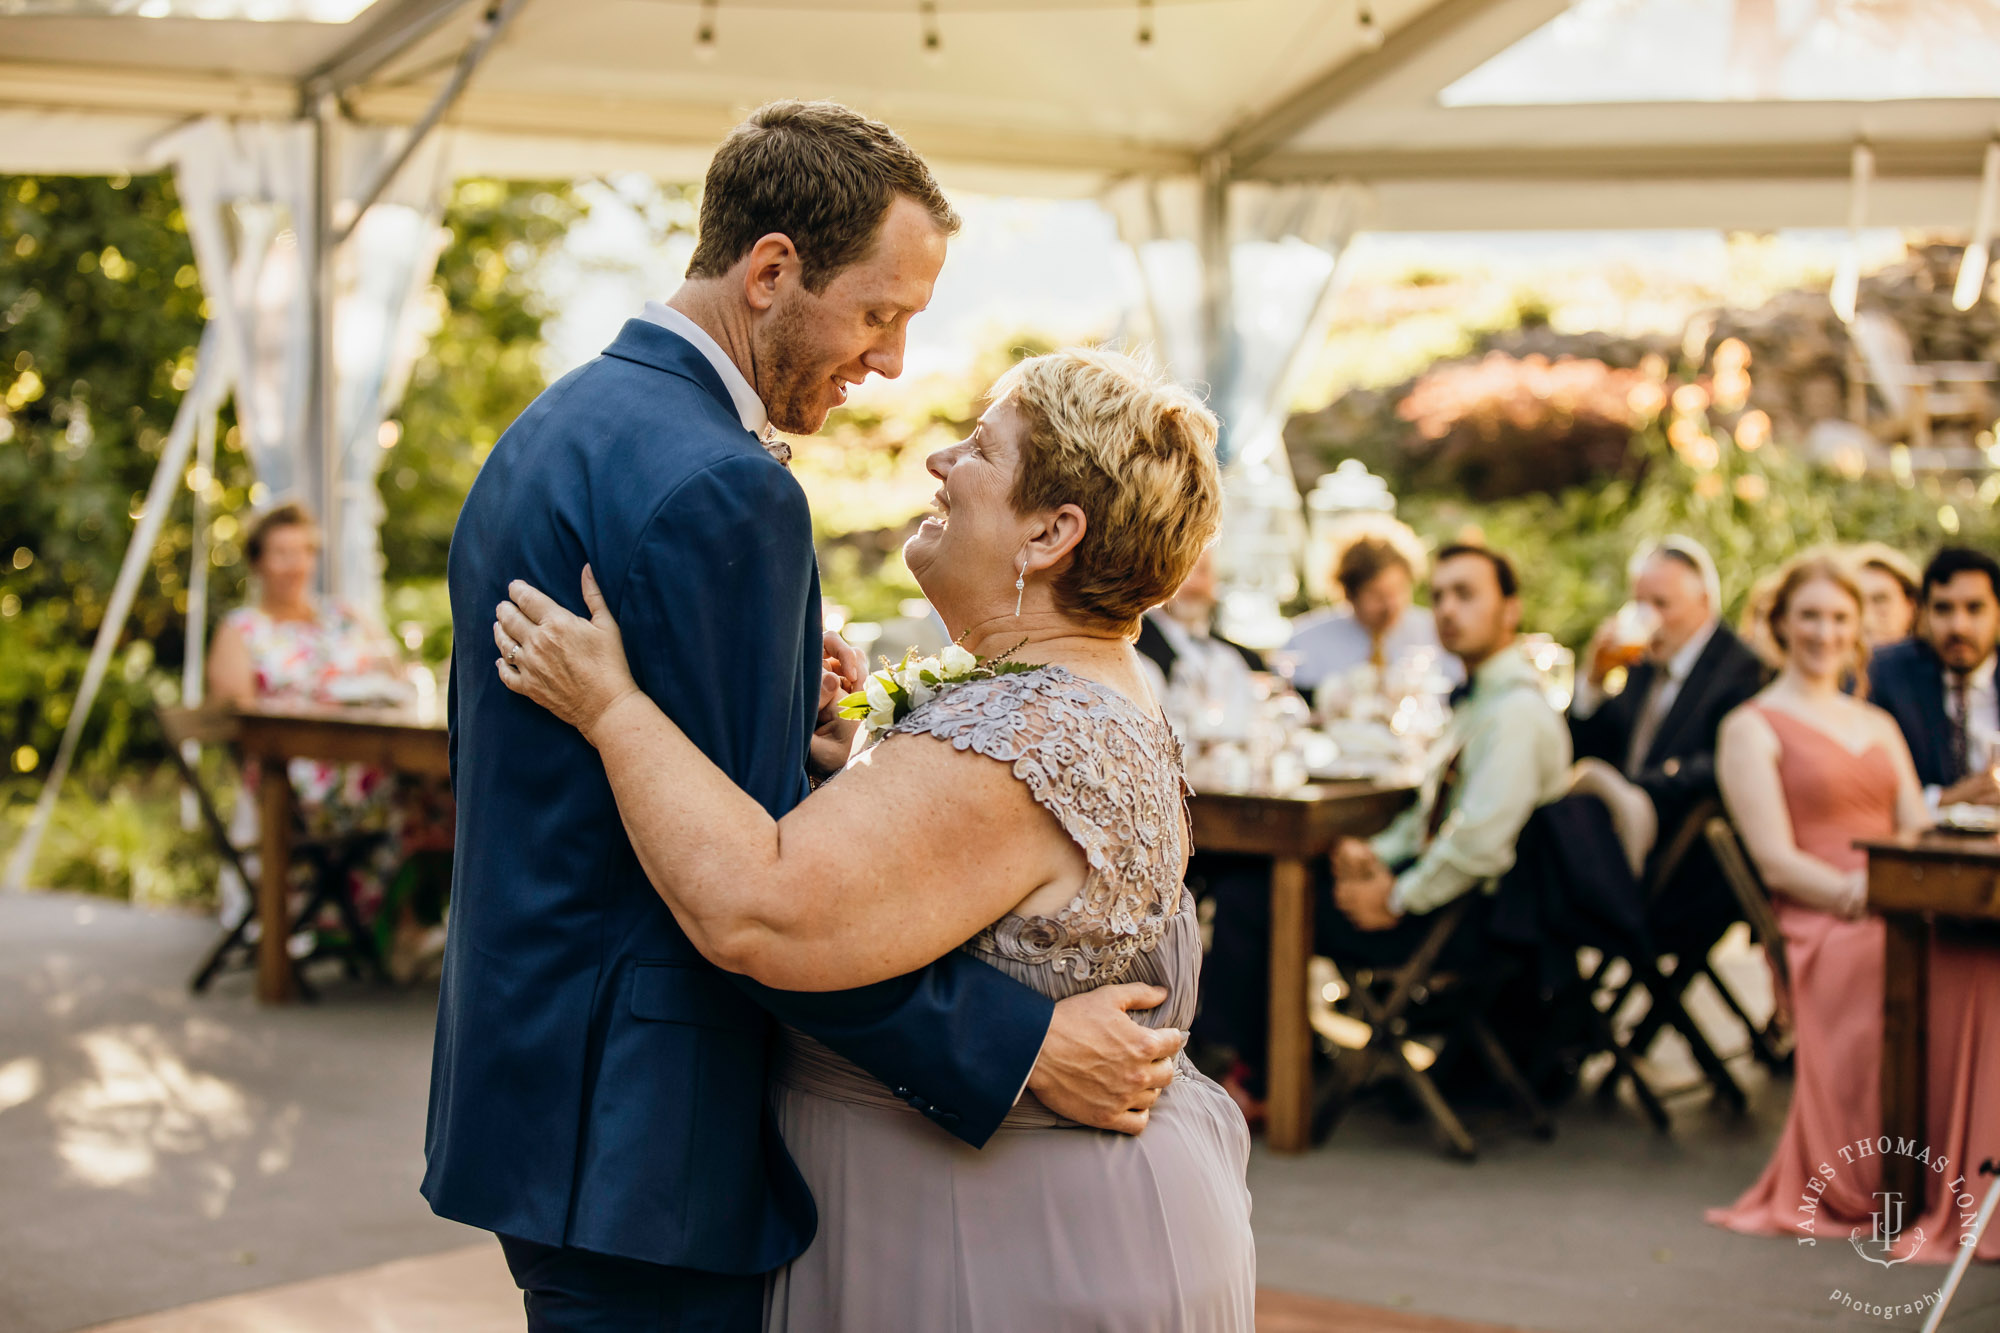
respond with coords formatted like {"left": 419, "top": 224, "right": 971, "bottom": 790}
{"left": 0, "top": 173, "right": 579, "bottom": 901}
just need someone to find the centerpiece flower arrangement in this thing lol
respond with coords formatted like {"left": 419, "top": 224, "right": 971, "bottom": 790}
{"left": 837, "top": 639, "right": 1041, "bottom": 743}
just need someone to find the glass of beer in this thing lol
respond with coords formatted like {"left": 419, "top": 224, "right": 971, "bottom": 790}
{"left": 1595, "top": 601, "right": 1661, "bottom": 679}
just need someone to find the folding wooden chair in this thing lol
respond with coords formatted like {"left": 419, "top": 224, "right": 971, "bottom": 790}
{"left": 1588, "top": 798, "right": 1751, "bottom": 1117}
{"left": 1704, "top": 816, "right": 1794, "bottom": 1068}
{"left": 1310, "top": 894, "right": 1554, "bottom": 1161}
{"left": 159, "top": 705, "right": 388, "bottom": 996}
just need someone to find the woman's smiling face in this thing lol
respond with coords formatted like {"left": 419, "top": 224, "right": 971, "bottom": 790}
{"left": 905, "top": 395, "right": 1032, "bottom": 628}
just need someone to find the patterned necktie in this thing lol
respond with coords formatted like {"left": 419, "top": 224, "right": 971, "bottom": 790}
{"left": 1624, "top": 668, "right": 1670, "bottom": 778}
{"left": 1949, "top": 674, "right": 1971, "bottom": 783}
{"left": 759, "top": 424, "right": 792, "bottom": 468}
{"left": 1424, "top": 749, "right": 1464, "bottom": 844}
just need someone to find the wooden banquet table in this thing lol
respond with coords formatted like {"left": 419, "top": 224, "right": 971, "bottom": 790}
{"left": 230, "top": 700, "right": 1419, "bottom": 1153}
{"left": 1189, "top": 781, "right": 1417, "bottom": 1153}
{"left": 1860, "top": 832, "right": 2000, "bottom": 1209}
{"left": 234, "top": 702, "right": 449, "bottom": 1004}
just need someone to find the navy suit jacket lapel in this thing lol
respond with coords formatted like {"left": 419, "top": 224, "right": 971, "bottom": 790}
{"left": 1646, "top": 632, "right": 1727, "bottom": 764}
{"left": 600, "top": 318, "right": 747, "bottom": 430}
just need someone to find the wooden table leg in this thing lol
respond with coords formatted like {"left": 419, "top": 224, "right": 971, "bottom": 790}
{"left": 1266, "top": 855, "right": 1315, "bottom": 1154}
{"left": 256, "top": 766, "right": 297, "bottom": 1004}
{"left": 1881, "top": 911, "right": 1929, "bottom": 1210}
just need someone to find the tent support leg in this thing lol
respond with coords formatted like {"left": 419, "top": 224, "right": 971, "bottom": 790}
{"left": 4, "top": 332, "right": 229, "bottom": 892}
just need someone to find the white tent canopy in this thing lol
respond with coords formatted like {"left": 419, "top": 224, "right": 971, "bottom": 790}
{"left": 3, "top": 0, "right": 1998, "bottom": 224}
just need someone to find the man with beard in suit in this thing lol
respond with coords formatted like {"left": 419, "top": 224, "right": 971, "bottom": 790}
{"left": 1868, "top": 546, "right": 2000, "bottom": 810}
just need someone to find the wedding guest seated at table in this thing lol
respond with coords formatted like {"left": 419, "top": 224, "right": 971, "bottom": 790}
{"left": 1284, "top": 518, "right": 1456, "bottom": 699}
{"left": 207, "top": 501, "right": 448, "bottom": 978}
{"left": 1707, "top": 551, "right": 2000, "bottom": 1262}
{"left": 1868, "top": 546, "right": 2000, "bottom": 810}
{"left": 1199, "top": 545, "right": 1569, "bottom": 1122}
{"left": 1136, "top": 544, "right": 1263, "bottom": 739}
{"left": 1566, "top": 535, "right": 1763, "bottom": 902}
{"left": 1850, "top": 541, "right": 1921, "bottom": 648}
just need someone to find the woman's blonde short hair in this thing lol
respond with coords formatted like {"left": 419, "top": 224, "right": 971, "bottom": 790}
{"left": 989, "top": 348, "right": 1222, "bottom": 636}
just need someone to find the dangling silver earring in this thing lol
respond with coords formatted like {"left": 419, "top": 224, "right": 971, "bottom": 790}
{"left": 1014, "top": 557, "right": 1028, "bottom": 617}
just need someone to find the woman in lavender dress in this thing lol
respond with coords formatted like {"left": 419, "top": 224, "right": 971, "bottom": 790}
{"left": 495, "top": 348, "right": 1254, "bottom": 1331}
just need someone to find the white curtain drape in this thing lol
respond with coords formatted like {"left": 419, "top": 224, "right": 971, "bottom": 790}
{"left": 156, "top": 115, "right": 450, "bottom": 623}
{"left": 1104, "top": 176, "right": 1370, "bottom": 647}
{"left": 1101, "top": 175, "right": 1208, "bottom": 388}
{"left": 327, "top": 125, "right": 452, "bottom": 623}
{"left": 159, "top": 118, "right": 319, "bottom": 505}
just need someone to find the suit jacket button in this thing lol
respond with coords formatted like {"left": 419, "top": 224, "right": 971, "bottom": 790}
{"left": 939, "top": 1111, "right": 960, "bottom": 1126}
{"left": 892, "top": 1086, "right": 911, "bottom": 1098}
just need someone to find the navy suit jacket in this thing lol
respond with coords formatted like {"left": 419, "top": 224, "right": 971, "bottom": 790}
{"left": 1568, "top": 623, "right": 1766, "bottom": 843}
{"left": 1869, "top": 638, "right": 1998, "bottom": 788}
{"left": 423, "top": 320, "right": 1054, "bottom": 1274}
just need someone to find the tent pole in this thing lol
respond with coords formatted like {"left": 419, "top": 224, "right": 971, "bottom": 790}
{"left": 309, "top": 93, "right": 341, "bottom": 601}
{"left": 1197, "top": 152, "right": 1232, "bottom": 434}
{"left": 4, "top": 331, "right": 228, "bottom": 892}
{"left": 331, "top": 0, "right": 531, "bottom": 249}
{"left": 179, "top": 396, "right": 219, "bottom": 831}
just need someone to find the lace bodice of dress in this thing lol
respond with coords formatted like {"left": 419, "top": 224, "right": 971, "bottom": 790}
{"left": 882, "top": 665, "right": 1193, "bottom": 986}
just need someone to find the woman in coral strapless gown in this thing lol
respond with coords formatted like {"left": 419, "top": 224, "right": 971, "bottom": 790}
{"left": 1708, "top": 551, "right": 2000, "bottom": 1263}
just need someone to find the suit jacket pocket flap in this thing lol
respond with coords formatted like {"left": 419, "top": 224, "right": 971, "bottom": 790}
{"left": 629, "top": 961, "right": 765, "bottom": 1032}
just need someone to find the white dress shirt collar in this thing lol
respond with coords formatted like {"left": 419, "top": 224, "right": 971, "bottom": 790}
{"left": 1952, "top": 654, "right": 1998, "bottom": 692}
{"left": 1661, "top": 618, "right": 1718, "bottom": 683}
{"left": 639, "top": 300, "right": 768, "bottom": 438}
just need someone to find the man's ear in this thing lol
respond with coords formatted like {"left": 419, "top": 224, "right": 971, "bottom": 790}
{"left": 740, "top": 233, "right": 800, "bottom": 313}
{"left": 1501, "top": 596, "right": 1524, "bottom": 638}
{"left": 1022, "top": 503, "right": 1088, "bottom": 578}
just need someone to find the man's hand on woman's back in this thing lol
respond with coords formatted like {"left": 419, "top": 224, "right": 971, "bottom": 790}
{"left": 1027, "top": 983, "right": 1185, "bottom": 1135}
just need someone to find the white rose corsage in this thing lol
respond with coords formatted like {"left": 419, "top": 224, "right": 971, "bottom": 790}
{"left": 838, "top": 639, "right": 1041, "bottom": 744}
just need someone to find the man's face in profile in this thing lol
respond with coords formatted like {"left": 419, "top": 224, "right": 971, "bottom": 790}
{"left": 755, "top": 196, "right": 947, "bottom": 435}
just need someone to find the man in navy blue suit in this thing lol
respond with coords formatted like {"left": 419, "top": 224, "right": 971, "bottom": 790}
{"left": 1869, "top": 546, "right": 2000, "bottom": 810}
{"left": 426, "top": 101, "right": 1186, "bottom": 1331}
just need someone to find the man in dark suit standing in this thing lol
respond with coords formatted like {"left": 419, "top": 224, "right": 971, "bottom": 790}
{"left": 429, "top": 102, "right": 1184, "bottom": 1332}
{"left": 1868, "top": 547, "right": 2000, "bottom": 809}
{"left": 1568, "top": 536, "right": 1764, "bottom": 947}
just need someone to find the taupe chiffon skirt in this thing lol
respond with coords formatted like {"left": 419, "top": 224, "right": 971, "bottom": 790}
{"left": 765, "top": 908, "right": 1255, "bottom": 1333}
{"left": 764, "top": 1056, "right": 1253, "bottom": 1333}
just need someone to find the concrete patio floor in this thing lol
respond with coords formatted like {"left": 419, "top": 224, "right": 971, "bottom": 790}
{"left": 3, "top": 890, "right": 1995, "bottom": 1333}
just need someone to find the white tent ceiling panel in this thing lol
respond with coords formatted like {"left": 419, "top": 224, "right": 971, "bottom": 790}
{"left": 0, "top": 108, "right": 184, "bottom": 174}
{"left": 4, "top": 0, "right": 1995, "bottom": 232}
{"left": 1362, "top": 175, "right": 1992, "bottom": 234}
{"left": 0, "top": 13, "right": 356, "bottom": 75}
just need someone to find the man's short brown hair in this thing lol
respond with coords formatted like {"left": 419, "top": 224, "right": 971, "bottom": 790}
{"left": 685, "top": 100, "right": 961, "bottom": 293}
{"left": 245, "top": 500, "right": 319, "bottom": 565}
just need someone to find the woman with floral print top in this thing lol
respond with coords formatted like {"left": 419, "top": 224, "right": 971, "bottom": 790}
{"left": 207, "top": 503, "right": 444, "bottom": 973}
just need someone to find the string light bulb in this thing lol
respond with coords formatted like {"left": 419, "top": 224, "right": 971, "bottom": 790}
{"left": 1357, "top": 2, "right": 1384, "bottom": 50}
{"left": 920, "top": 0, "right": 943, "bottom": 65}
{"left": 1136, "top": 0, "right": 1155, "bottom": 52}
{"left": 693, "top": 0, "right": 717, "bottom": 62}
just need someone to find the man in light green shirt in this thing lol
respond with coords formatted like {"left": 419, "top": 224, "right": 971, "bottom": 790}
{"left": 1331, "top": 545, "right": 1572, "bottom": 940}
{"left": 1199, "top": 545, "right": 1572, "bottom": 1119}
